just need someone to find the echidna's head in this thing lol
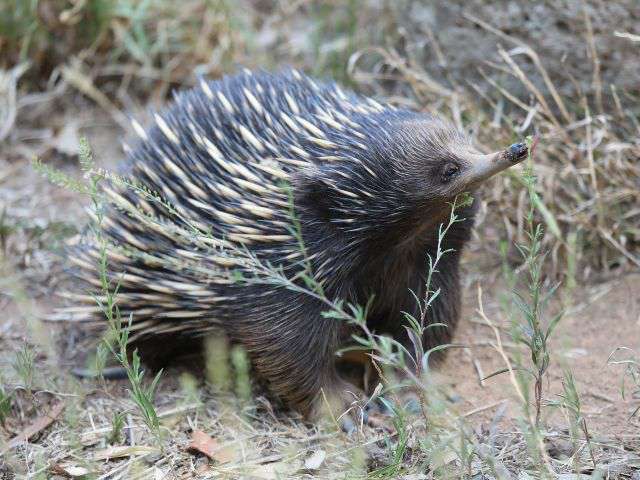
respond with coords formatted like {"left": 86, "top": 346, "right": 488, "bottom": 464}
{"left": 296, "top": 111, "right": 528, "bottom": 244}
{"left": 383, "top": 115, "right": 528, "bottom": 207}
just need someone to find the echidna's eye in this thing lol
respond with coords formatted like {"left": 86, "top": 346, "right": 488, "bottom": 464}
{"left": 442, "top": 163, "right": 460, "bottom": 182}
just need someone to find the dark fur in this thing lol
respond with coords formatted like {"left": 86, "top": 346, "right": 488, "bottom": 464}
{"left": 68, "top": 70, "right": 479, "bottom": 416}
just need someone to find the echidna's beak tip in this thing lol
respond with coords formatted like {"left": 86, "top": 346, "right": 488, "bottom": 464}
{"left": 507, "top": 142, "right": 528, "bottom": 163}
{"left": 460, "top": 140, "right": 530, "bottom": 188}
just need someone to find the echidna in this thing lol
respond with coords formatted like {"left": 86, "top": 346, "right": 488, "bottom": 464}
{"left": 65, "top": 69, "right": 528, "bottom": 419}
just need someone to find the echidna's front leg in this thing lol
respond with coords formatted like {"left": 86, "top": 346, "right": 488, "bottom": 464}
{"left": 235, "top": 294, "right": 357, "bottom": 421}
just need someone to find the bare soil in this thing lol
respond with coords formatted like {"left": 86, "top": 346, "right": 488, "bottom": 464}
{"left": 440, "top": 270, "right": 640, "bottom": 439}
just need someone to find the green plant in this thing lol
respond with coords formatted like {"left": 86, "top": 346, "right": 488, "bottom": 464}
{"left": 109, "top": 411, "right": 126, "bottom": 445}
{"left": 178, "top": 372, "right": 202, "bottom": 407}
{"left": 514, "top": 137, "right": 563, "bottom": 419}
{"left": 35, "top": 139, "right": 165, "bottom": 444}
{"left": 608, "top": 347, "right": 640, "bottom": 419}
{"left": 481, "top": 137, "right": 564, "bottom": 475}
{"left": 92, "top": 342, "right": 110, "bottom": 380}
{"left": 549, "top": 370, "right": 596, "bottom": 471}
{"left": 489, "top": 137, "right": 563, "bottom": 425}
{"left": 95, "top": 257, "right": 164, "bottom": 444}
{"left": 231, "top": 345, "right": 252, "bottom": 406}
{"left": 0, "top": 384, "right": 12, "bottom": 427}
{"left": 204, "top": 335, "right": 232, "bottom": 394}
{"left": 368, "top": 403, "right": 409, "bottom": 478}
{"left": 11, "top": 344, "right": 36, "bottom": 393}
{"left": 510, "top": 144, "right": 564, "bottom": 428}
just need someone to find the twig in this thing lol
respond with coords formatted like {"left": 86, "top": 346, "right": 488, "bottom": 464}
{"left": 473, "top": 358, "right": 486, "bottom": 387}
{"left": 462, "top": 399, "right": 507, "bottom": 418}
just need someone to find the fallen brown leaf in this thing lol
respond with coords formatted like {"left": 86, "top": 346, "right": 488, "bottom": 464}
{"left": 188, "top": 429, "right": 220, "bottom": 459}
{"left": 187, "top": 430, "right": 240, "bottom": 464}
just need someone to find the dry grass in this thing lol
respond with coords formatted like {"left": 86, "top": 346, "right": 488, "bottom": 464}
{"left": 1, "top": 1, "right": 639, "bottom": 478}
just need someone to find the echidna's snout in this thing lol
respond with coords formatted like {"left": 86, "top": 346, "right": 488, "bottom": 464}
{"left": 459, "top": 140, "right": 528, "bottom": 189}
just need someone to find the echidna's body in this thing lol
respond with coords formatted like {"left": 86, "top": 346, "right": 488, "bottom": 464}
{"left": 67, "top": 70, "right": 527, "bottom": 417}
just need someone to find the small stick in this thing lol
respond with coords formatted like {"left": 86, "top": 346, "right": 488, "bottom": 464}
{"left": 473, "top": 358, "right": 486, "bottom": 387}
{"left": 462, "top": 399, "right": 507, "bottom": 418}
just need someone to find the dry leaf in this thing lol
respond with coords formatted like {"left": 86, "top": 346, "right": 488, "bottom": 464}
{"left": 1, "top": 401, "right": 65, "bottom": 455}
{"left": 92, "top": 445, "right": 158, "bottom": 461}
{"left": 304, "top": 449, "right": 326, "bottom": 470}
{"left": 188, "top": 430, "right": 220, "bottom": 459}
{"left": 51, "top": 463, "right": 91, "bottom": 477}
{"left": 188, "top": 430, "right": 240, "bottom": 464}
